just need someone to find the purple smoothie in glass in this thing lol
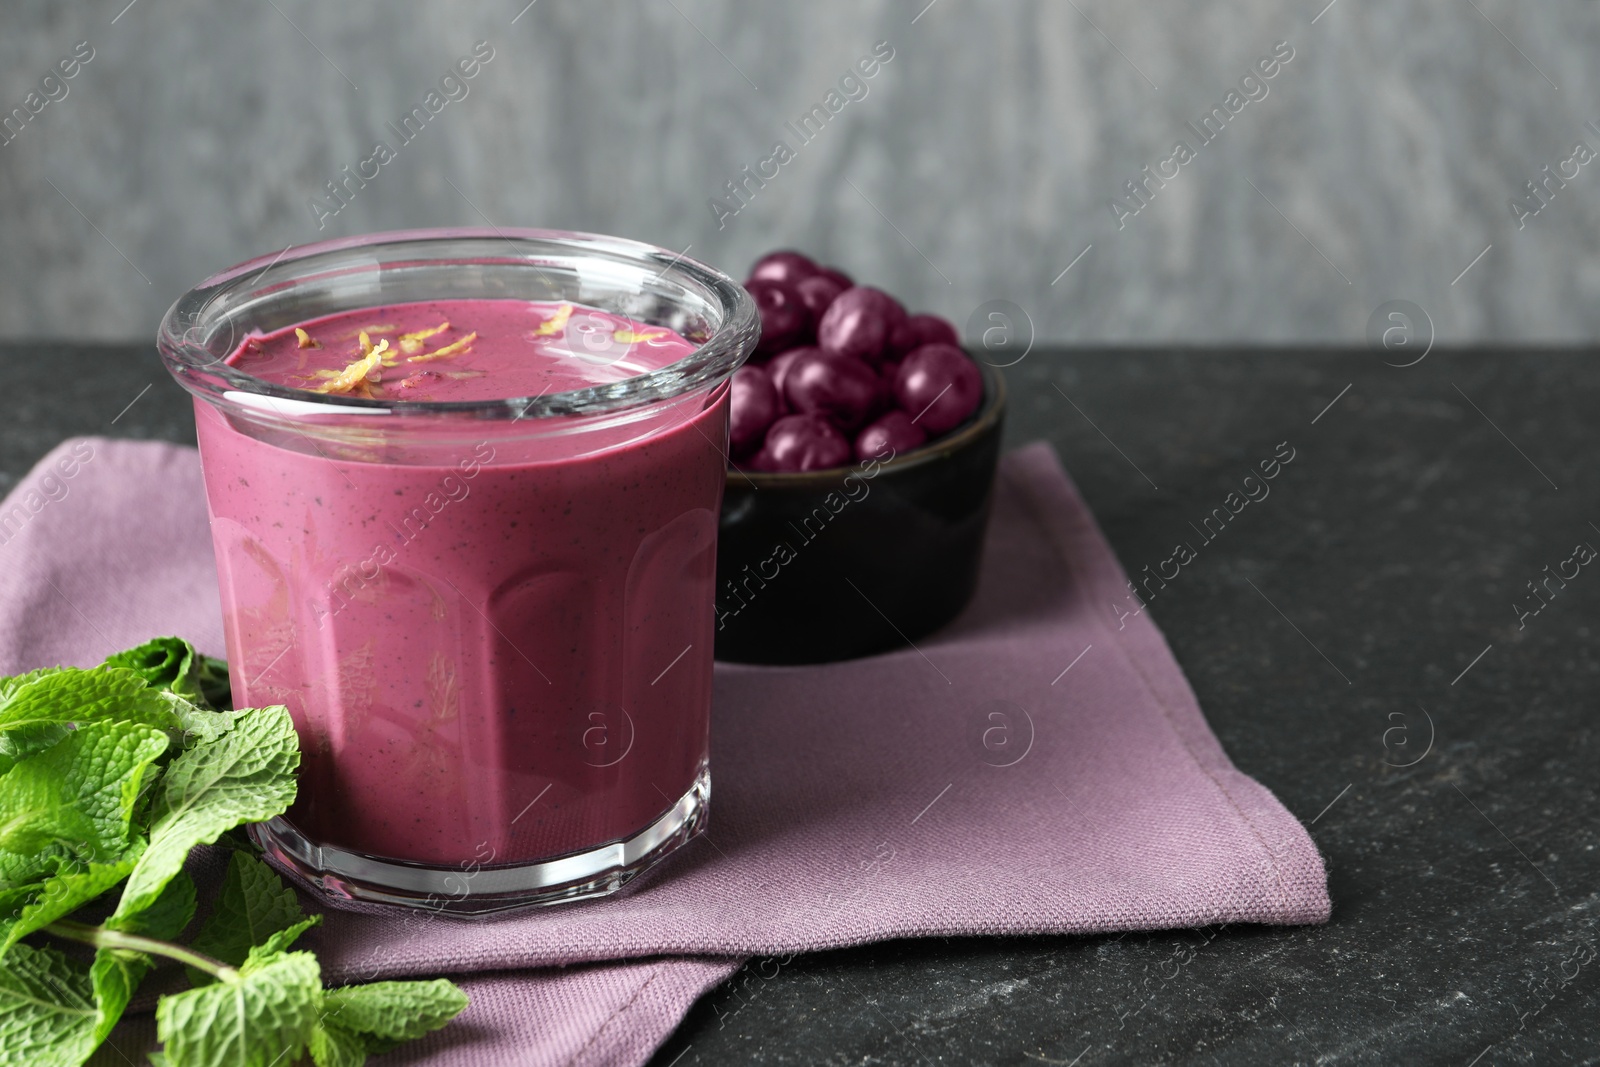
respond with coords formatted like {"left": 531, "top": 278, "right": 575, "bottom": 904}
{"left": 200, "top": 298, "right": 724, "bottom": 869}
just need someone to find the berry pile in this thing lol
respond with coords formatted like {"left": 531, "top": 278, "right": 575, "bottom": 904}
{"left": 730, "top": 250, "right": 983, "bottom": 472}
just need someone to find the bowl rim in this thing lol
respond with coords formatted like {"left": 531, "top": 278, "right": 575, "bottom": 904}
{"left": 726, "top": 359, "right": 1006, "bottom": 487}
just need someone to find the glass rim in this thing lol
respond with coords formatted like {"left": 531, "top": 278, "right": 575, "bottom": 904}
{"left": 157, "top": 227, "right": 759, "bottom": 421}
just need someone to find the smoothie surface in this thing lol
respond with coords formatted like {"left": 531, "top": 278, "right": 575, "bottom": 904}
{"left": 227, "top": 298, "right": 699, "bottom": 403}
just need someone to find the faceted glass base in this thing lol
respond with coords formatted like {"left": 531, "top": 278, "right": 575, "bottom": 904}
{"left": 250, "top": 765, "right": 709, "bottom": 917}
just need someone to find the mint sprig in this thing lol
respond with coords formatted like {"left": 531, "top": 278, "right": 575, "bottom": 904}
{"left": 0, "top": 637, "right": 469, "bottom": 1066}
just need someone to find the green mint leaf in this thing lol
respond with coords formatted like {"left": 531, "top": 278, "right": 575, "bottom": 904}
{"left": 102, "top": 638, "right": 203, "bottom": 702}
{"left": 189, "top": 853, "right": 313, "bottom": 978}
{"left": 155, "top": 949, "right": 320, "bottom": 1067}
{"left": 0, "top": 668, "right": 65, "bottom": 702}
{"left": 100, "top": 640, "right": 231, "bottom": 711}
{"left": 195, "top": 658, "right": 231, "bottom": 713}
{"left": 100, "top": 635, "right": 232, "bottom": 714}
{"left": 0, "top": 851, "right": 142, "bottom": 955}
{"left": 0, "top": 722, "right": 169, "bottom": 858}
{"left": 0, "top": 941, "right": 98, "bottom": 1067}
{"left": 114, "top": 706, "right": 298, "bottom": 922}
{"left": 0, "top": 846, "right": 69, "bottom": 891}
{"left": 0, "top": 884, "right": 34, "bottom": 913}
{"left": 89, "top": 947, "right": 149, "bottom": 1051}
{"left": 319, "top": 979, "right": 469, "bottom": 1053}
{"left": 0, "top": 668, "right": 177, "bottom": 735}
{"left": 0, "top": 789, "right": 95, "bottom": 857}
{"left": 307, "top": 1018, "right": 368, "bottom": 1067}
{"left": 0, "top": 725, "right": 71, "bottom": 763}
{"left": 110, "top": 867, "right": 197, "bottom": 942}
{"left": 163, "top": 698, "right": 239, "bottom": 750}
{"left": 255, "top": 917, "right": 318, "bottom": 957}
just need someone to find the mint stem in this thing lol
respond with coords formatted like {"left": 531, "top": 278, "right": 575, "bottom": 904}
{"left": 43, "top": 919, "right": 241, "bottom": 981}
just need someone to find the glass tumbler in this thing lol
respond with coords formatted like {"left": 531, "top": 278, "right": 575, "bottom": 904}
{"left": 158, "top": 229, "right": 757, "bottom": 914}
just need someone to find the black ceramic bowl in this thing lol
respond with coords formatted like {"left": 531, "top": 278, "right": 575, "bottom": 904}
{"left": 714, "top": 362, "right": 1006, "bottom": 664}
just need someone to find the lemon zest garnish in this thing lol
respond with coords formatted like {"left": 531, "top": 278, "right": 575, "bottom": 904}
{"left": 315, "top": 339, "right": 389, "bottom": 394}
{"left": 402, "top": 322, "right": 449, "bottom": 342}
{"left": 294, "top": 327, "right": 320, "bottom": 349}
{"left": 531, "top": 304, "right": 574, "bottom": 336}
{"left": 407, "top": 332, "right": 477, "bottom": 363}
{"left": 398, "top": 321, "right": 451, "bottom": 355}
{"left": 353, "top": 329, "right": 400, "bottom": 367}
{"left": 443, "top": 370, "right": 486, "bottom": 379}
{"left": 613, "top": 328, "right": 666, "bottom": 344}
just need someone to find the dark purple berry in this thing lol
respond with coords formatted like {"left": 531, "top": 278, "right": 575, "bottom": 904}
{"left": 745, "top": 280, "right": 813, "bottom": 358}
{"left": 795, "top": 273, "right": 848, "bottom": 319}
{"left": 728, "top": 366, "right": 780, "bottom": 457}
{"left": 888, "top": 313, "right": 960, "bottom": 360}
{"left": 763, "top": 413, "right": 852, "bottom": 472}
{"left": 784, "top": 350, "right": 881, "bottom": 432}
{"left": 816, "top": 287, "right": 907, "bottom": 367}
{"left": 747, "top": 250, "right": 818, "bottom": 288}
{"left": 893, "top": 343, "right": 983, "bottom": 435}
{"left": 855, "top": 410, "right": 927, "bottom": 462}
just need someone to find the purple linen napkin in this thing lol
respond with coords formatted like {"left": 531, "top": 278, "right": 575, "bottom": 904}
{"left": 6, "top": 437, "right": 1329, "bottom": 1067}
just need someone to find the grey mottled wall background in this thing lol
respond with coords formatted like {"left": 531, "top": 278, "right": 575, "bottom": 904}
{"left": 2, "top": 0, "right": 1598, "bottom": 343}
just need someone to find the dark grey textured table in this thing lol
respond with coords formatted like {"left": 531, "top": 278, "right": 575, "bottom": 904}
{"left": 6, "top": 344, "right": 1597, "bottom": 1066}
